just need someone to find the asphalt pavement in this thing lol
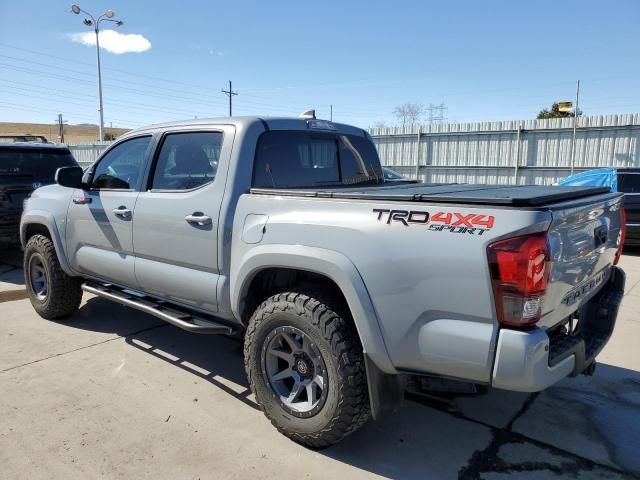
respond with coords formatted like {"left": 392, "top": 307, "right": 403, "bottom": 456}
{"left": 1, "top": 247, "right": 639, "bottom": 479}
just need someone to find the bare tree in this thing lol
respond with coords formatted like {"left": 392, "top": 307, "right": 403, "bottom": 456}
{"left": 370, "top": 121, "right": 387, "bottom": 129}
{"left": 393, "top": 102, "right": 425, "bottom": 127}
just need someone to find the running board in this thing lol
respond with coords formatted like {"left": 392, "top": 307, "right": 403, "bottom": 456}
{"left": 81, "top": 281, "right": 236, "bottom": 335}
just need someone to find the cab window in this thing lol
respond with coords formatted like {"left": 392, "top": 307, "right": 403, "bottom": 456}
{"left": 253, "top": 131, "right": 383, "bottom": 189}
{"left": 150, "top": 132, "right": 222, "bottom": 191}
{"left": 91, "top": 136, "right": 151, "bottom": 190}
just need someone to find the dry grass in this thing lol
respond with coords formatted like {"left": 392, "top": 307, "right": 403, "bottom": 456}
{"left": 0, "top": 122, "right": 130, "bottom": 144}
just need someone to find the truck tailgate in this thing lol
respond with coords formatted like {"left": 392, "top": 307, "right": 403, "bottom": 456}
{"left": 539, "top": 191, "right": 624, "bottom": 328}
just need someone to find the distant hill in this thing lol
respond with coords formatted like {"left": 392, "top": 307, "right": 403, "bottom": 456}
{"left": 0, "top": 122, "right": 130, "bottom": 144}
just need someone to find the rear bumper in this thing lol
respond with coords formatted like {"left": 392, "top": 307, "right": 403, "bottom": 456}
{"left": 492, "top": 266, "right": 625, "bottom": 392}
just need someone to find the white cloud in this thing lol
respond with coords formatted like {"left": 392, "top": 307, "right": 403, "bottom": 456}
{"left": 70, "top": 29, "right": 151, "bottom": 54}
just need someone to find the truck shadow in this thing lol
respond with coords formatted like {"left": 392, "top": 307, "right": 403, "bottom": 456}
{"left": 69, "top": 297, "right": 640, "bottom": 479}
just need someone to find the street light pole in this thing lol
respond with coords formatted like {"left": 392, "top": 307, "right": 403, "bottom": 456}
{"left": 70, "top": 4, "right": 123, "bottom": 141}
{"left": 94, "top": 25, "right": 105, "bottom": 142}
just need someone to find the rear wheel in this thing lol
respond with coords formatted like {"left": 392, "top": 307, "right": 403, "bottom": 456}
{"left": 244, "top": 290, "right": 370, "bottom": 448}
{"left": 24, "top": 234, "right": 82, "bottom": 319}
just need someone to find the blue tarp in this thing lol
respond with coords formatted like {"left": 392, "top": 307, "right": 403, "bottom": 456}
{"left": 557, "top": 168, "right": 618, "bottom": 192}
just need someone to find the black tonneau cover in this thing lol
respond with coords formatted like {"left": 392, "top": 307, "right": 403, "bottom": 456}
{"left": 250, "top": 183, "right": 611, "bottom": 207}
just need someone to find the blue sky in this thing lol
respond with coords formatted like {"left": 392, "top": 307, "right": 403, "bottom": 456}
{"left": 0, "top": 0, "right": 639, "bottom": 129}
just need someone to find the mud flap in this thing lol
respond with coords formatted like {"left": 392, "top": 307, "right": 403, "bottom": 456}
{"left": 364, "top": 354, "right": 404, "bottom": 420}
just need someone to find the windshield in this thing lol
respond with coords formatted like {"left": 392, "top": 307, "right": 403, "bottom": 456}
{"left": 0, "top": 148, "right": 78, "bottom": 179}
{"left": 253, "top": 130, "right": 383, "bottom": 189}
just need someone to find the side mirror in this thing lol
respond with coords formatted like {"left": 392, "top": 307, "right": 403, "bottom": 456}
{"left": 81, "top": 168, "right": 94, "bottom": 188}
{"left": 55, "top": 166, "right": 84, "bottom": 189}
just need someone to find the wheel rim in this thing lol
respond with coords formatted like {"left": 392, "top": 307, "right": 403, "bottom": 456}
{"left": 261, "top": 326, "right": 328, "bottom": 417}
{"left": 28, "top": 253, "right": 49, "bottom": 301}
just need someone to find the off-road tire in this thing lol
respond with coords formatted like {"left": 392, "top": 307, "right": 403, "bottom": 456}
{"left": 24, "top": 234, "right": 82, "bottom": 319}
{"left": 244, "top": 290, "right": 370, "bottom": 448}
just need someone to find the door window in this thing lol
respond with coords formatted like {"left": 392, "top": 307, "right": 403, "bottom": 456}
{"left": 91, "top": 136, "right": 151, "bottom": 190}
{"left": 150, "top": 132, "right": 222, "bottom": 190}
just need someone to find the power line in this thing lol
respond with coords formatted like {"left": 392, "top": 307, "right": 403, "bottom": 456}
{"left": 0, "top": 50, "right": 314, "bottom": 112}
{"left": 0, "top": 59, "right": 313, "bottom": 115}
{"left": 0, "top": 101, "right": 145, "bottom": 127}
{"left": 0, "top": 46, "right": 449, "bottom": 115}
{"left": 0, "top": 50, "right": 572, "bottom": 118}
{"left": 0, "top": 81, "right": 214, "bottom": 118}
{"left": 12, "top": 41, "right": 604, "bottom": 103}
{"left": 0, "top": 42, "right": 218, "bottom": 92}
{"left": 0, "top": 56, "right": 230, "bottom": 106}
{"left": 2, "top": 42, "right": 638, "bottom": 114}
{"left": 2, "top": 43, "right": 639, "bottom": 125}
{"left": 0, "top": 44, "right": 312, "bottom": 113}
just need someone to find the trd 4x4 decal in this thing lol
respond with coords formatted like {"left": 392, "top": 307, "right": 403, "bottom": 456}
{"left": 373, "top": 208, "right": 495, "bottom": 235}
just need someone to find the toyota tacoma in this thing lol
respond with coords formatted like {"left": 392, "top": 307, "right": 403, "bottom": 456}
{"left": 20, "top": 116, "right": 626, "bottom": 447}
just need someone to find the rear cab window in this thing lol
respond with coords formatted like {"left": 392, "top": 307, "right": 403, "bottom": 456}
{"left": 0, "top": 147, "right": 77, "bottom": 180}
{"left": 253, "top": 131, "right": 383, "bottom": 189}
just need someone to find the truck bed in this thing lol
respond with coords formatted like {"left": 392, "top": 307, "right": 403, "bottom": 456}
{"left": 250, "top": 183, "right": 611, "bottom": 207}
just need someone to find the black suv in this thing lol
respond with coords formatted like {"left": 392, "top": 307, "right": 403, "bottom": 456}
{"left": 0, "top": 142, "right": 78, "bottom": 245}
{"left": 618, "top": 169, "right": 640, "bottom": 246}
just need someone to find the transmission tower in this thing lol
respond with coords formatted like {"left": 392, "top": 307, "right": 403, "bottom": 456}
{"left": 427, "top": 103, "right": 448, "bottom": 125}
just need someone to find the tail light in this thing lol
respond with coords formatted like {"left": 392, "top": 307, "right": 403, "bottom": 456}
{"left": 487, "top": 233, "right": 551, "bottom": 327}
{"left": 614, "top": 208, "right": 626, "bottom": 266}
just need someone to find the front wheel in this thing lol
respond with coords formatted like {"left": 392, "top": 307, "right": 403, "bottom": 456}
{"left": 24, "top": 234, "right": 83, "bottom": 319}
{"left": 244, "top": 291, "right": 370, "bottom": 448}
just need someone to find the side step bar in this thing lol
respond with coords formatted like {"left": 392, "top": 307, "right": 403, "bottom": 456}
{"left": 81, "top": 281, "right": 237, "bottom": 335}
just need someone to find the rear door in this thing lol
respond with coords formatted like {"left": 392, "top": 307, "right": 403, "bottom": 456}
{"left": 66, "top": 135, "right": 153, "bottom": 287}
{"left": 132, "top": 127, "right": 234, "bottom": 312}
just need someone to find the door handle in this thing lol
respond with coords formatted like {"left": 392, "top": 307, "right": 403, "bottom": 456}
{"left": 112, "top": 206, "right": 132, "bottom": 218}
{"left": 185, "top": 212, "right": 212, "bottom": 226}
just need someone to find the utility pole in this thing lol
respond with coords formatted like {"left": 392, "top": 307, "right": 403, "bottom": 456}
{"left": 570, "top": 80, "right": 580, "bottom": 175}
{"left": 221, "top": 80, "right": 238, "bottom": 116}
{"left": 330, "top": 104, "right": 333, "bottom": 121}
{"left": 56, "top": 114, "right": 67, "bottom": 143}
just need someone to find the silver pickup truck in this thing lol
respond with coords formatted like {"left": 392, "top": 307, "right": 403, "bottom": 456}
{"left": 20, "top": 117, "right": 626, "bottom": 448}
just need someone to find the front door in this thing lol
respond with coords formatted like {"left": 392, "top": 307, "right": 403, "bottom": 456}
{"left": 66, "top": 135, "right": 153, "bottom": 287}
{"left": 133, "top": 128, "right": 233, "bottom": 312}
